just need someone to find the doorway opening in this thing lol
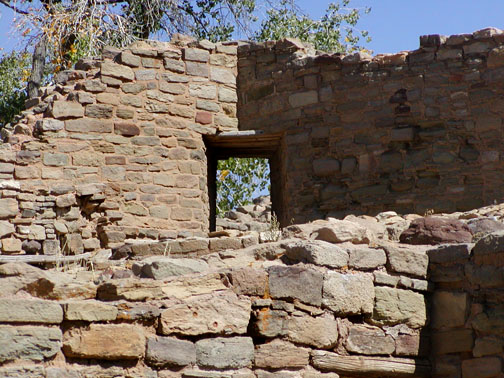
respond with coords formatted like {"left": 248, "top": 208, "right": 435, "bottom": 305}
{"left": 205, "top": 131, "right": 284, "bottom": 232}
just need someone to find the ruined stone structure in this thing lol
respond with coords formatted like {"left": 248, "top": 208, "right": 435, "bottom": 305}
{"left": 2, "top": 27, "right": 504, "bottom": 377}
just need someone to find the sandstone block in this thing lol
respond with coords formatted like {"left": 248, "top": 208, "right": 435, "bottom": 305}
{"left": 160, "top": 291, "right": 251, "bottom": 336}
{"left": 63, "top": 324, "right": 145, "bottom": 359}
{"left": 85, "top": 104, "right": 113, "bottom": 118}
{"left": 462, "top": 357, "right": 501, "bottom": 378}
{"left": 284, "top": 240, "right": 349, "bottom": 268}
{"left": 373, "top": 287, "right": 426, "bottom": 328}
{"left": 323, "top": 271, "right": 374, "bottom": 315}
{"left": 268, "top": 265, "right": 323, "bottom": 306}
{"left": 140, "top": 257, "right": 209, "bottom": 279}
{"left": 341, "top": 243, "right": 386, "bottom": 270}
{"left": 219, "top": 87, "right": 238, "bottom": 102}
{"left": 287, "top": 313, "right": 339, "bottom": 349}
{"left": 0, "top": 326, "right": 62, "bottom": 362}
{"left": 184, "top": 48, "right": 210, "bottom": 62}
{"left": 209, "top": 237, "right": 242, "bottom": 251}
{"left": 210, "top": 66, "right": 235, "bottom": 84}
{"left": 97, "top": 279, "right": 163, "bottom": 301}
{"left": 473, "top": 337, "right": 504, "bottom": 357}
{"left": 1, "top": 238, "right": 22, "bottom": 253}
{"left": 431, "top": 291, "right": 468, "bottom": 329}
{"left": 186, "top": 61, "right": 208, "bottom": 77}
{"left": 254, "top": 308, "right": 289, "bottom": 338}
{"left": 66, "top": 118, "right": 113, "bottom": 133}
{"left": 312, "top": 219, "right": 373, "bottom": 244}
{"left": 313, "top": 158, "right": 340, "bottom": 176}
{"left": 427, "top": 243, "right": 472, "bottom": 264}
{"left": 0, "top": 298, "right": 63, "bottom": 323}
{"left": 0, "top": 221, "right": 15, "bottom": 238}
{"left": 0, "top": 198, "right": 19, "bottom": 219}
{"left": 63, "top": 300, "right": 117, "bottom": 321}
{"left": 382, "top": 244, "right": 429, "bottom": 278}
{"left": 120, "top": 51, "right": 141, "bottom": 67}
{"left": 345, "top": 324, "right": 395, "bottom": 355}
{"left": 196, "top": 337, "right": 254, "bottom": 369}
{"left": 400, "top": 217, "right": 472, "bottom": 245}
{"left": 163, "top": 58, "right": 185, "bottom": 73}
{"left": 51, "top": 100, "right": 84, "bottom": 119}
{"left": 146, "top": 336, "right": 196, "bottom": 367}
{"left": 37, "top": 119, "right": 64, "bottom": 131}
{"left": 289, "top": 90, "right": 318, "bottom": 107}
{"left": 229, "top": 267, "right": 267, "bottom": 296}
{"left": 255, "top": 339, "right": 309, "bottom": 369}
{"left": 101, "top": 61, "right": 134, "bottom": 81}
{"left": 432, "top": 329, "right": 474, "bottom": 355}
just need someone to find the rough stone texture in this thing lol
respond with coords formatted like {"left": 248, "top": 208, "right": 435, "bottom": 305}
{"left": 229, "top": 267, "right": 268, "bottom": 296}
{"left": 268, "top": 265, "right": 323, "bottom": 306}
{"left": 139, "top": 257, "right": 209, "bottom": 279}
{"left": 400, "top": 217, "right": 473, "bottom": 245}
{"left": 431, "top": 292, "right": 467, "bottom": 329}
{"left": 146, "top": 336, "right": 196, "bottom": 367}
{"left": 0, "top": 298, "right": 63, "bottom": 324}
{"left": 312, "top": 220, "right": 373, "bottom": 244}
{"left": 287, "top": 313, "right": 339, "bottom": 349}
{"left": 345, "top": 324, "right": 395, "bottom": 355}
{"left": 159, "top": 291, "right": 251, "bottom": 336}
{"left": 322, "top": 271, "right": 374, "bottom": 315}
{"left": 195, "top": 337, "right": 254, "bottom": 369}
{"left": 461, "top": 357, "right": 502, "bottom": 378}
{"left": 343, "top": 243, "right": 387, "bottom": 270}
{"left": 0, "top": 326, "right": 62, "bottom": 362}
{"left": 284, "top": 240, "right": 349, "bottom": 268}
{"left": 63, "top": 324, "right": 145, "bottom": 359}
{"left": 382, "top": 244, "right": 429, "bottom": 278}
{"left": 254, "top": 339, "right": 310, "bottom": 369}
{"left": 63, "top": 300, "right": 118, "bottom": 321}
{"left": 373, "top": 287, "right": 427, "bottom": 328}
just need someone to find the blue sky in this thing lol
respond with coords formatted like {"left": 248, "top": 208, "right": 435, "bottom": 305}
{"left": 1, "top": 1, "right": 504, "bottom": 55}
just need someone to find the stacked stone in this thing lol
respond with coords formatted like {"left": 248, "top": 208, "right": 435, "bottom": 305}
{"left": 0, "top": 215, "right": 440, "bottom": 377}
{"left": 237, "top": 28, "right": 504, "bottom": 224}
{"left": 217, "top": 196, "right": 273, "bottom": 232}
{"left": 429, "top": 232, "right": 504, "bottom": 377}
{"left": 0, "top": 37, "right": 241, "bottom": 255}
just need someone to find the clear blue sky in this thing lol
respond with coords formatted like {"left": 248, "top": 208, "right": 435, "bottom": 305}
{"left": 1, "top": 1, "right": 504, "bottom": 55}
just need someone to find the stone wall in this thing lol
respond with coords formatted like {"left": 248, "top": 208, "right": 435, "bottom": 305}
{"left": 237, "top": 28, "right": 504, "bottom": 225}
{"left": 0, "top": 36, "right": 239, "bottom": 256}
{"left": 0, "top": 214, "right": 435, "bottom": 377}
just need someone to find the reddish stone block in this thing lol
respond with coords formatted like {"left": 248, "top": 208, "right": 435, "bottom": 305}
{"left": 196, "top": 111, "right": 212, "bottom": 125}
{"left": 114, "top": 122, "right": 140, "bottom": 136}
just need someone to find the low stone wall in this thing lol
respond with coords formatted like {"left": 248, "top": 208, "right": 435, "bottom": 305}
{"left": 0, "top": 214, "right": 436, "bottom": 378}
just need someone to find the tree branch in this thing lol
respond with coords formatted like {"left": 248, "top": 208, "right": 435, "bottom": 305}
{"left": 0, "top": 0, "right": 29, "bottom": 15}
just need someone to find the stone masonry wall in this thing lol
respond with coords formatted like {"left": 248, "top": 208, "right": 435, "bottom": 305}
{"left": 0, "top": 36, "right": 239, "bottom": 256}
{"left": 237, "top": 28, "right": 504, "bottom": 225}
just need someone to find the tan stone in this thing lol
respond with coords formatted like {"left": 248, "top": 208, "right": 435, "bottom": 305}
{"left": 63, "top": 324, "right": 145, "bottom": 359}
{"left": 255, "top": 339, "right": 309, "bottom": 369}
{"left": 287, "top": 313, "right": 339, "bottom": 349}
{"left": 64, "top": 300, "right": 118, "bottom": 321}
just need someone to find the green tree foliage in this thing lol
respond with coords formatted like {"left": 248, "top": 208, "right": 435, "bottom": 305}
{"left": 0, "top": 51, "right": 31, "bottom": 128}
{"left": 217, "top": 157, "right": 269, "bottom": 215}
{"left": 256, "top": 0, "right": 370, "bottom": 52}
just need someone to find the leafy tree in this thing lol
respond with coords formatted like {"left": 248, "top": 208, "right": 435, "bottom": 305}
{"left": 217, "top": 157, "right": 269, "bottom": 215}
{"left": 257, "top": 0, "right": 371, "bottom": 52}
{"left": 0, "top": 51, "right": 31, "bottom": 128}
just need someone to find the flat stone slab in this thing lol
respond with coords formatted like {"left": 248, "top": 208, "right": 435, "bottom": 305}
{"left": 0, "top": 325, "right": 62, "bottom": 362}
{"left": 0, "top": 298, "right": 63, "bottom": 324}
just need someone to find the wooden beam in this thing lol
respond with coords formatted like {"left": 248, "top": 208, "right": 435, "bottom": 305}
{"left": 0, "top": 253, "right": 92, "bottom": 264}
{"left": 312, "top": 351, "right": 431, "bottom": 377}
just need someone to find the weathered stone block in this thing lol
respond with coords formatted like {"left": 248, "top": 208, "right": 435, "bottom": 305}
{"left": 344, "top": 244, "right": 387, "bottom": 270}
{"left": 0, "top": 198, "right": 18, "bottom": 219}
{"left": 140, "top": 257, "right": 208, "bottom": 279}
{"left": 0, "top": 298, "right": 63, "bottom": 323}
{"left": 0, "top": 326, "right": 62, "bottom": 362}
{"left": 184, "top": 48, "right": 210, "bottom": 62}
{"left": 230, "top": 267, "right": 268, "bottom": 296}
{"left": 322, "top": 270, "right": 374, "bottom": 316}
{"left": 64, "top": 300, "right": 117, "bottom": 321}
{"left": 196, "top": 337, "right": 254, "bottom": 369}
{"left": 313, "top": 158, "right": 340, "bottom": 176}
{"left": 289, "top": 91, "right": 318, "bottom": 107}
{"left": 312, "top": 220, "right": 373, "bottom": 244}
{"left": 63, "top": 324, "right": 145, "bottom": 359}
{"left": 287, "top": 313, "right": 339, "bottom": 349}
{"left": 85, "top": 104, "right": 113, "bottom": 118}
{"left": 382, "top": 244, "right": 429, "bottom": 278}
{"left": 462, "top": 357, "right": 501, "bottom": 378}
{"left": 284, "top": 240, "right": 348, "bottom": 268}
{"left": 432, "top": 329, "right": 474, "bottom": 355}
{"left": 255, "top": 339, "right": 309, "bottom": 369}
{"left": 210, "top": 66, "right": 236, "bottom": 84}
{"left": 146, "top": 336, "right": 196, "bottom": 367}
{"left": 0, "top": 221, "right": 15, "bottom": 238}
{"left": 345, "top": 324, "right": 395, "bottom": 355}
{"left": 51, "top": 101, "right": 84, "bottom": 119}
{"left": 268, "top": 265, "right": 323, "bottom": 306}
{"left": 160, "top": 291, "right": 250, "bottom": 336}
{"left": 1, "top": 238, "right": 22, "bottom": 253}
{"left": 101, "top": 61, "right": 134, "bottom": 81}
{"left": 431, "top": 291, "right": 468, "bottom": 329}
{"left": 373, "top": 287, "right": 426, "bottom": 328}
{"left": 66, "top": 118, "right": 113, "bottom": 133}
